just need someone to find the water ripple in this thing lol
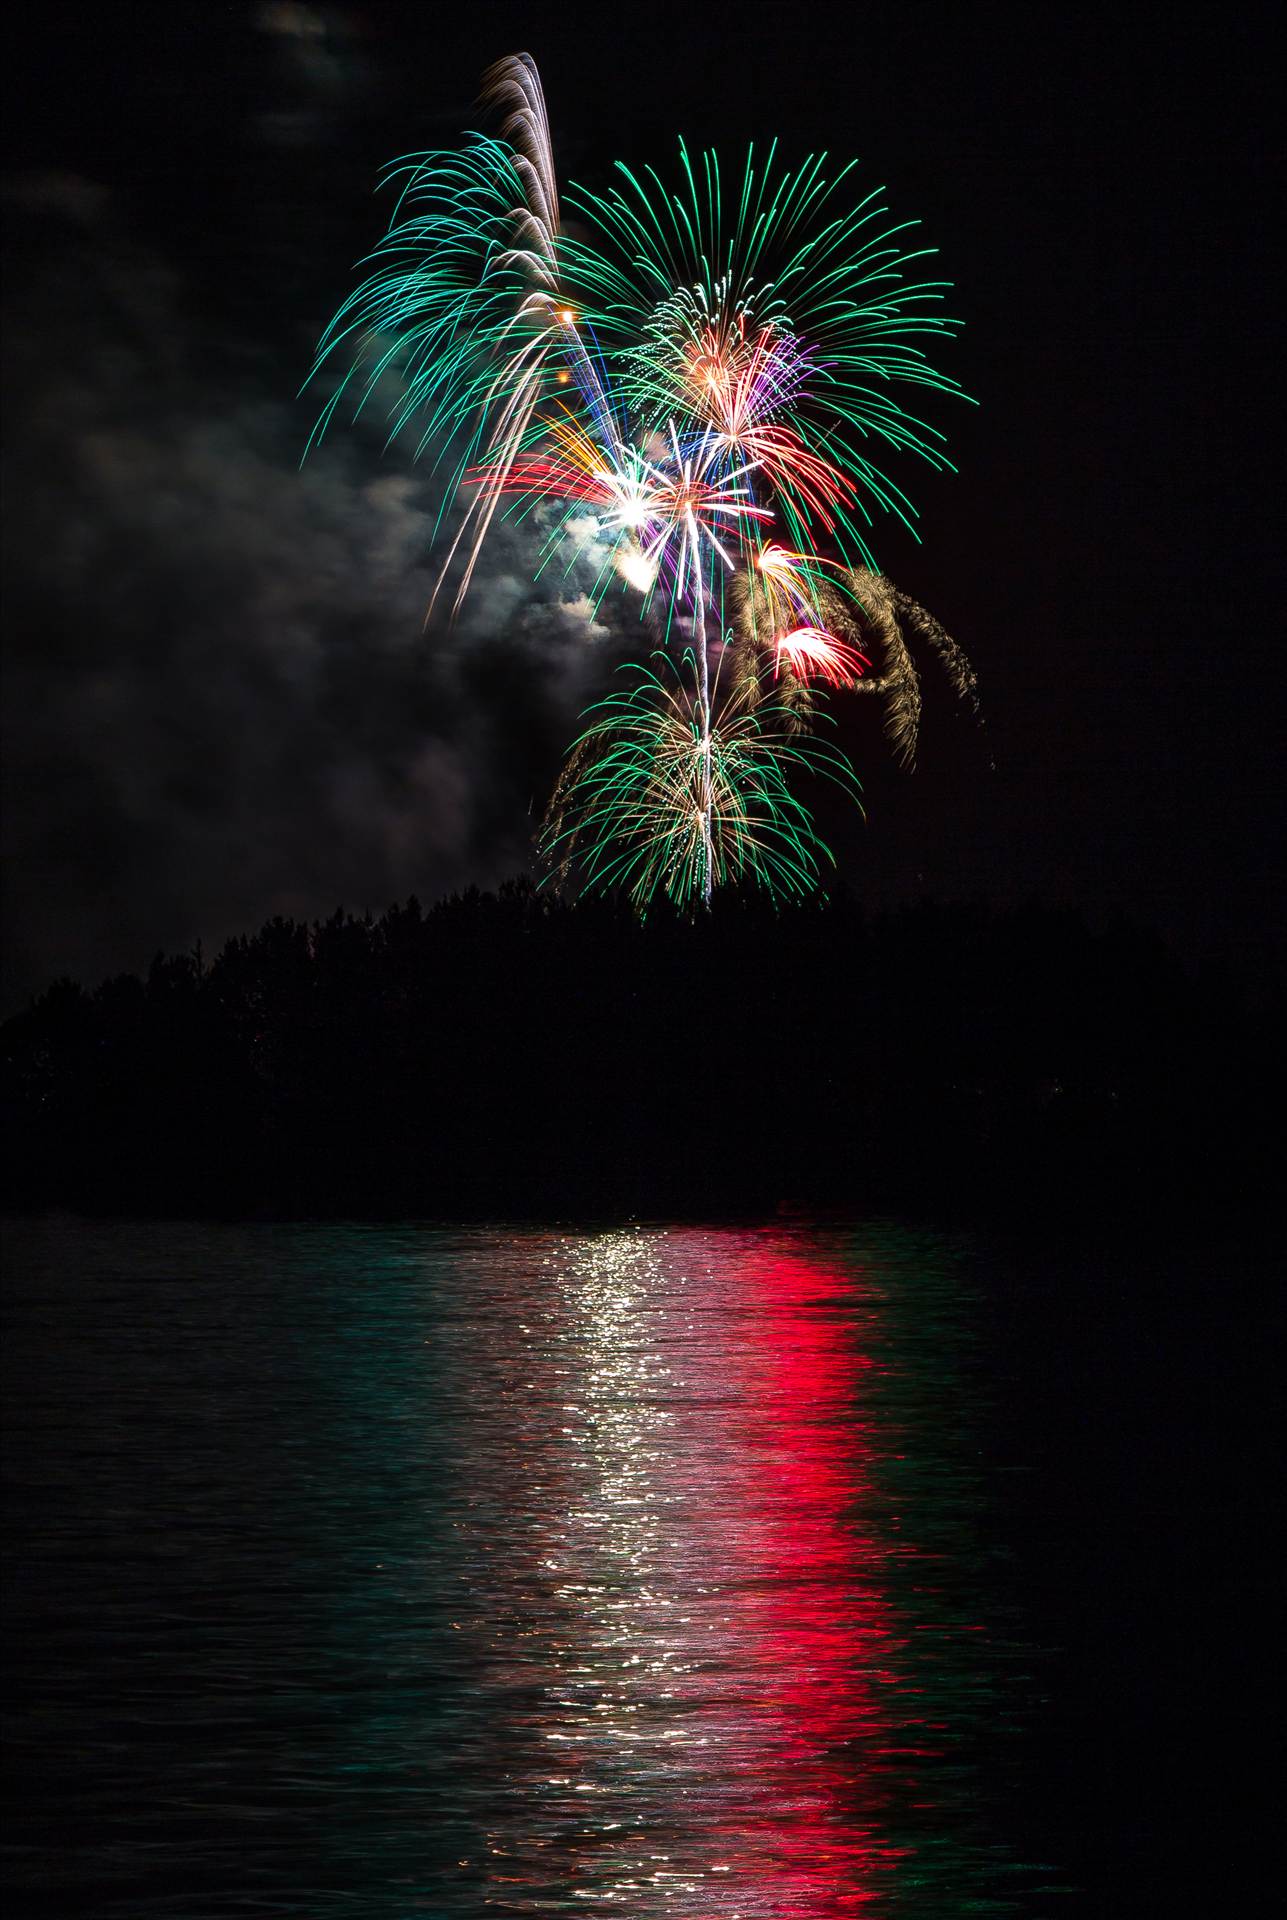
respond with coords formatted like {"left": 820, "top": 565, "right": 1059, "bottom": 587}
{"left": 2, "top": 1221, "right": 1044, "bottom": 1915}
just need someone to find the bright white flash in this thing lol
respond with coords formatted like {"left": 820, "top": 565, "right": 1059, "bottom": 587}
{"left": 616, "top": 547, "right": 658, "bottom": 593}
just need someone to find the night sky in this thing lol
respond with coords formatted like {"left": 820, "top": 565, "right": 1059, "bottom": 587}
{"left": 3, "top": 0, "right": 1281, "bottom": 1011}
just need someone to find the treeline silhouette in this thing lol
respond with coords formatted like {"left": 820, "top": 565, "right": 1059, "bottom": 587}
{"left": 0, "top": 881, "right": 1270, "bottom": 1222}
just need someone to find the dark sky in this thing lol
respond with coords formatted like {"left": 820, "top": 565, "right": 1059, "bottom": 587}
{"left": 2, "top": 0, "right": 1282, "bottom": 1009}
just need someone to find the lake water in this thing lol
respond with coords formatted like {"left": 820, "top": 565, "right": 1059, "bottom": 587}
{"left": 4, "top": 1216, "right": 1240, "bottom": 1915}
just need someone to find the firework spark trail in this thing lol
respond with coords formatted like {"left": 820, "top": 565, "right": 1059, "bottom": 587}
{"left": 429, "top": 55, "right": 570, "bottom": 619}
{"left": 842, "top": 567, "right": 979, "bottom": 768}
{"left": 479, "top": 52, "right": 561, "bottom": 284}
{"left": 307, "top": 51, "right": 981, "bottom": 909}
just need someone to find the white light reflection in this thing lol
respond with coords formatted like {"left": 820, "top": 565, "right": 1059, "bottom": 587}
{"left": 544, "top": 1233, "right": 692, "bottom": 1901}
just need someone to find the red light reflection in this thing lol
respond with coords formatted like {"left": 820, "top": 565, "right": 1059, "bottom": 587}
{"left": 658, "top": 1243, "right": 914, "bottom": 1909}
{"left": 477, "top": 1230, "right": 942, "bottom": 1914}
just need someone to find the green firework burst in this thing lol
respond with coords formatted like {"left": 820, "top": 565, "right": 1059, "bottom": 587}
{"left": 560, "top": 140, "right": 970, "bottom": 567}
{"left": 542, "top": 650, "right": 862, "bottom": 911}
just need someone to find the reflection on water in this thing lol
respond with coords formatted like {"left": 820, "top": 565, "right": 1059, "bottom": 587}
{"left": 2, "top": 1222, "right": 1041, "bottom": 1915}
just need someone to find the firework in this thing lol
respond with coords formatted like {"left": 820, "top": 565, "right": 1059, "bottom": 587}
{"left": 561, "top": 140, "right": 969, "bottom": 570}
{"left": 839, "top": 568, "right": 980, "bottom": 767}
{"left": 308, "top": 52, "right": 980, "bottom": 907}
{"left": 542, "top": 652, "right": 861, "bottom": 911}
{"left": 775, "top": 628, "right": 869, "bottom": 690}
{"left": 305, "top": 54, "right": 571, "bottom": 620}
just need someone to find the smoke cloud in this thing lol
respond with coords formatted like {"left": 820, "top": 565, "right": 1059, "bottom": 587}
{"left": 2, "top": 173, "right": 628, "bottom": 1007}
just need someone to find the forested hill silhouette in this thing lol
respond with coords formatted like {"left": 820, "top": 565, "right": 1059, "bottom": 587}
{"left": 0, "top": 881, "right": 1271, "bottom": 1222}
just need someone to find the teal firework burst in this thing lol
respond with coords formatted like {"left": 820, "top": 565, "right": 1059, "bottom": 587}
{"left": 304, "top": 58, "right": 574, "bottom": 617}
{"left": 541, "top": 651, "right": 862, "bottom": 911}
{"left": 560, "top": 140, "right": 970, "bottom": 568}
